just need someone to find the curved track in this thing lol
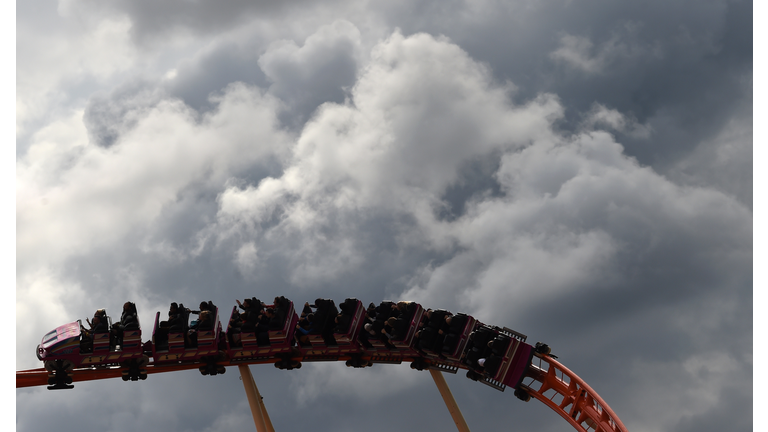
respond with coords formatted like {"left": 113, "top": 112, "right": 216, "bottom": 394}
{"left": 17, "top": 299, "right": 629, "bottom": 432}
{"left": 17, "top": 351, "right": 628, "bottom": 432}
{"left": 520, "top": 354, "right": 628, "bottom": 432}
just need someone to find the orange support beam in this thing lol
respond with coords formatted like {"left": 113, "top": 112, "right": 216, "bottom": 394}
{"left": 429, "top": 369, "right": 471, "bottom": 432}
{"left": 238, "top": 365, "right": 271, "bottom": 432}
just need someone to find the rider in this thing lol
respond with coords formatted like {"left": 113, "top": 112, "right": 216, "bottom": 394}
{"left": 80, "top": 314, "right": 107, "bottom": 352}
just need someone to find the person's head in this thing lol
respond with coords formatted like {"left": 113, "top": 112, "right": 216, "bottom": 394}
{"left": 445, "top": 316, "right": 452, "bottom": 325}
{"left": 364, "top": 323, "right": 374, "bottom": 334}
{"left": 266, "top": 308, "right": 274, "bottom": 317}
{"left": 92, "top": 315, "right": 101, "bottom": 325}
{"left": 170, "top": 302, "right": 178, "bottom": 312}
{"left": 242, "top": 298, "right": 251, "bottom": 307}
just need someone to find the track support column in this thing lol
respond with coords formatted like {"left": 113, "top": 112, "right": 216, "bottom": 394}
{"left": 430, "top": 369, "right": 471, "bottom": 432}
{"left": 238, "top": 365, "right": 276, "bottom": 432}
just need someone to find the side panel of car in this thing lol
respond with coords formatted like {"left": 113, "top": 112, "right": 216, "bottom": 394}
{"left": 226, "top": 302, "right": 299, "bottom": 363}
{"left": 393, "top": 304, "right": 423, "bottom": 349}
{"left": 122, "top": 326, "right": 143, "bottom": 352}
{"left": 267, "top": 301, "right": 298, "bottom": 348}
{"left": 194, "top": 307, "right": 219, "bottom": 357}
{"left": 501, "top": 342, "right": 534, "bottom": 389}
{"left": 446, "top": 314, "right": 476, "bottom": 360}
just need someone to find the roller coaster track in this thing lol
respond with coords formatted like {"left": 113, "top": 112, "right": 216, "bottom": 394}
{"left": 17, "top": 351, "right": 628, "bottom": 432}
{"left": 520, "top": 354, "right": 628, "bottom": 432}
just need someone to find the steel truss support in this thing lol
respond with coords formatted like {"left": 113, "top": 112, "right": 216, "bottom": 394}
{"left": 238, "top": 365, "right": 276, "bottom": 432}
{"left": 429, "top": 369, "right": 471, "bottom": 432}
{"left": 520, "top": 355, "right": 628, "bottom": 432}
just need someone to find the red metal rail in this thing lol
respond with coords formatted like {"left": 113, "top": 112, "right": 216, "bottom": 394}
{"left": 17, "top": 362, "right": 204, "bottom": 388}
{"left": 20, "top": 334, "right": 629, "bottom": 432}
{"left": 18, "top": 352, "right": 629, "bottom": 432}
{"left": 519, "top": 354, "right": 628, "bottom": 432}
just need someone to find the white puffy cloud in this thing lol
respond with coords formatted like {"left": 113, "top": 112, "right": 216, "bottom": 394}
{"left": 16, "top": 83, "right": 295, "bottom": 368}
{"left": 212, "top": 31, "right": 566, "bottom": 284}
{"left": 17, "top": 13, "right": 139, "bottom": 138}
{"left": 211, "top": 32, "right": 750, "bottom": 316}
{"left": 17, "top": 83, "right": 291, "bottom": 268}
{"left": 403, "top": 128, "right": 751, "bottom": 322}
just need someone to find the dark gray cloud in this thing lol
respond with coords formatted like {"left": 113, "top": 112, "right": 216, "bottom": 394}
{"left": 69, "top": 0, "right": 350, "bottom": 44}
{"left": 83, "top": 21, "right": 361, "bottom": 142}
{"left": 163, "top": 40, "right": 270, "bottom": 114}
{"left": 83, "top": 80, "right": 166, "bottom": 148}
{"left": 258, "top": 20, "right": 361, "bottom": 129}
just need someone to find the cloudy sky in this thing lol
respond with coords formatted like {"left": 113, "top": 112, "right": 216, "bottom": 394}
{"left": 15, "top": 1, "right": 753, "bottom": 431}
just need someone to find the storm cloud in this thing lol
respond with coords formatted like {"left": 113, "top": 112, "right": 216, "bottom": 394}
{"left": 16, "top": 2, "right": 752, "bottom": 432}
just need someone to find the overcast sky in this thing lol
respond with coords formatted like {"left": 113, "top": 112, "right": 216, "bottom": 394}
{"left": 15, "top": 1, "right": 754, "bottom": 432}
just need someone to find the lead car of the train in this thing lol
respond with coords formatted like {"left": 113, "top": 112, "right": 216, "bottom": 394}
{"left": 37, "top": 307, "right": 148, "bottom": 389}
{"left": 38, "top": 297, "right": 541, "bottom": 398}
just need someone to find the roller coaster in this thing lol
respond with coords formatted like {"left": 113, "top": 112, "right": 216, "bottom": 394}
{"left": 16, "top": 297, "right": 629, "bottom": 432}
